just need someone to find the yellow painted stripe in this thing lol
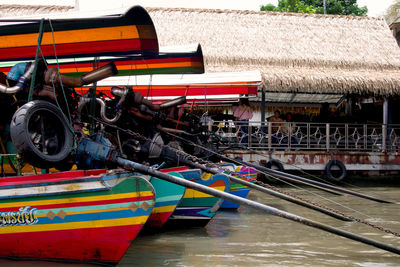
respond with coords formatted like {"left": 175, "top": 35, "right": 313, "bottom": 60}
{"left": 152, "top": 205, "right": 176, "bottom": 214}
{"left": 0, "top": 25, "right": 154, "bottom": 48}
{"left": 0, "top": 216, "right": 149, "bottom": 234}
{"left": 0, "top": 191, "right": 154, "bottom": 208}
{"left": 183, "top": 186, "right": 226, "bottom": 198}
{"left": 35, "top": 206, "right": 132, "bottom": 218}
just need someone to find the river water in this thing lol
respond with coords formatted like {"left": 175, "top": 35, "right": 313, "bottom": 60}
{"left": 121, "top": 184, "right": 400, "bottom": 267}
{"left": 1, "top": 182, "right": 400, "bottom": 266}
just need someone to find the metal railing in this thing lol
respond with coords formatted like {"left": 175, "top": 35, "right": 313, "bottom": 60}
{"left": 210, "top": 121, "right": 400, "bottom": 153}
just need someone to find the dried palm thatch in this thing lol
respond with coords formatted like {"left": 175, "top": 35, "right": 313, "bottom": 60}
{"left": 148, "top": 8, "right": 400, "bottom": 95}
{"left": 0, "top": 5, "right": 73, "bottom": 17}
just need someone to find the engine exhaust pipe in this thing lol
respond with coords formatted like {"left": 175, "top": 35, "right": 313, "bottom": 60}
{"left": 0, "top": 63, "right": 35, "bottom": 94}
{"left": 159, "top": 96, "right": 186, "bottom": 109}
{"left": 45, "top": 62, "right": 118, "bottom": 87}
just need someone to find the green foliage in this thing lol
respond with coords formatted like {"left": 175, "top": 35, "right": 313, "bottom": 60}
{"left": 261, "top": 0, "right": 368, "bottom": 16}
{"left": 260, "top": 3, "right": 278, "bottom": 11}
{"left": 385, "top": 0, "right": 400, "bottom": 25}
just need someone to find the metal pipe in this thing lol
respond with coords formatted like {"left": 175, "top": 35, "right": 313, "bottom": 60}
{"left": 0, "top": 63, "right": 35, "bottom": 94}
{"left": 178, "top": 157, "right": 352, "bottom": 221}
{"left": 96, "top": 98, "right": 121, "bottom": 124}
{"left": 228, "top": 157, "right": 392, "bottom": 203}
{"left": 159, "top": 96, "right": 186, "bottom": 109}
{"left": 117, "top": 157, "right": 400, "bottom": 256}
{"left": 77, "top": 97, "right": 121, "bottom": 124}
{"left": 45, "top": 62, "right": 118, "bottom": 87}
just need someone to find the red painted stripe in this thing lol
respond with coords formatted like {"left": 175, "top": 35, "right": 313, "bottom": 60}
{"left": 0, "top": 224, "right": 143, "bottom": 263}
{"left": 0, "top": 169, "right": 107, "bottom": 186}
{"left": 133, "top": 86, "right": 257, "bottom": 97}
{"left": 146, "top": 211, "right": 173, "bottom": 228}
{"left": 0, "top": 195, "right": 154, "bottom": 212}
{"left": 85, "top": 86, "right": 257, "bottom": 98}
{"left": 208, "top": 180, "right": 226, "bottom": 187}
{"left": 160, "top": 166, "right": 189, "bottom": 173}
{"left": 0, "top": 39, "right": 158, "bottom": 61}
{"left": 0, "top": 56, "right": 202, "bottom": 73}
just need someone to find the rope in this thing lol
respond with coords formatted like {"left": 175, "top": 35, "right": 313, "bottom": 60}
{"left": 28, "top": 18, "right": 45, "bottom": 102}
{"left": 175, "top": 85, "right": 189, "bottom": 132}
{"left": 48, "top": 19, "right": 72, "bottom": 125}
{"left": 163, "top": 129, "right": 400, "bottom": 237}
{"left": 210, "top": 129, "right": 374, "bottom": 191}
{"left": 44, "top": 19, "right": 77, "bottom": 151}
{"left": 87, "top": 114, "right": 399, "bottom": 237}
{"left": 210, "top": 129, "right": 337, "bottom": 185}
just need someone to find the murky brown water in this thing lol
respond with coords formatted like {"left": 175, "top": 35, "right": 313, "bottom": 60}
{"left": 1, "top": 184, "right": 400, "bottom": 266}
{"left": 120, "top": 185, "right": 400, "bottom": 267}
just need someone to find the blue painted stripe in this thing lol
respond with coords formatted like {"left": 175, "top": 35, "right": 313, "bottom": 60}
{"left": 0, "top": 177, "right": 104, "bottom": 190}
{"left": 0, "top": 188, "right": 106, "bottom": 201}
{"left": 179, "top": 170, "right": 201, "bottom": 180}
{"left": 34, "top": 208, "right": 152, "bottom": 225}
{"left": 230, "top": 189, "right": 251, "bottom": 192}
{"left": 35, "top": 201, "right": 152, "bottom": 215}
{"left": 154, "top": 200, "right": 180, "bottom": 208}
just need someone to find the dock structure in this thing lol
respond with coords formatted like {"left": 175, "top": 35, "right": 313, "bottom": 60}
{"left": 211, "top": 120, "right": 400, "bottom": 176}
{"left": 2, "top": 4, "right": 400, "bottom": 177}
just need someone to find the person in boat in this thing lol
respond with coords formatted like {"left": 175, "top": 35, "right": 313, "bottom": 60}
{"left": 269, "top": 110, "right": 283, "bottom": 144}
{"left": 233, "top": 98, "right": 253, "bottom": 144}
{"left": 282, "top": 112, "right": 298, "bottom": 148}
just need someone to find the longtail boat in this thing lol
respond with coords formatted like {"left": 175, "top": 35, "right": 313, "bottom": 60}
{"left": 0, "top": 43, "right": 204, "bottom": 79}
{"left": 145, "top": 172, "right": 186, "bottom": 229}
{"left": 0, "top": 6, "right": 158, "bottom": 61}
{"left": 164, "top": 168, "right": 230, "bottom": 227}
{"left": 218, "top": 164, "right": 257, "bottom": 209}
{"left": 0, "top": 169, "right": 155, "bottom": 264}
{"left": 88, "top": 70, "right": 261, "bottom": 102}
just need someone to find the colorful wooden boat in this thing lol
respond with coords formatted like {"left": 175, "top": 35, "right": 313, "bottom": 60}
{"left": 218, "top": 164, "right": 257, "bottom": 209}
{"left": 87, "top": 70, "right": 261, "bottom": 105}
{"left": 0, "top": 169, "right": 155, "bottom": 264}
{"left": 145, "top": 172, "right": 186, "bottom": 229}
{"left": 0, "top": 44, "right": 204, "bottom": 80}
{"left": 0, "top": 6, "right": 158, "bottom": 61}
{"left": 165, "top": 168, "right": 230, "bottom": 227}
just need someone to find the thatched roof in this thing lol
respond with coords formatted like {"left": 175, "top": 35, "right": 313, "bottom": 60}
{"left": 147, "top": 8, "right": 400, "bottom": 95}
{"left": 0, "top": 5, "right": 73, "bottom": 17}
{"left": 1, "top": 5, "right": 399, "bottom": 95}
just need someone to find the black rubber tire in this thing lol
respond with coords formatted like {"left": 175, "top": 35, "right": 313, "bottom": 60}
{"left": 10, "top": 100, "right": 73, "bottom": 169}
{"left": 325, "top": 160, "right": 347, "bottom": 181}
{"left": 265, "top": 159, "right": 284, "bottom": 172}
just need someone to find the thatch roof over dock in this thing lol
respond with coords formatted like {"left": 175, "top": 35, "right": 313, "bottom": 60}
{"left": 147, "top": 8, "right": 400, "bottom": 95}
{"left": 1, "top": 5, "right": 399, "bottom": 96}
{"left": 0, "top": 5, "right": 73, "bottom": 17}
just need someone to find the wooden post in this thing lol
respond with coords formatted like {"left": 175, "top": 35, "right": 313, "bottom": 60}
{"left": 326, "top": 123, "right": 330, "bottom": 151}
{"left": 261, "top": 89, "right": 265, "bottom": 129}
{"left": 268, "top": 122, "right": 272, "bottom": 151}
{"left": 383, "top": 97, "right": 388, "bottom": 152}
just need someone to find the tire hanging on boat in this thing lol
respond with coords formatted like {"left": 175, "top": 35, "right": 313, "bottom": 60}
{"left": 265, "top": 159, "right": 284, "bottom": 172}
{"left": 10, "top": 100, "right": 74, "bottom": 169}
{"left": 325, "top": 159, "right": 347, "bottom": 181}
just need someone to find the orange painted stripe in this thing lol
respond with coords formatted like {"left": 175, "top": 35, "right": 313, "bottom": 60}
{"left": 0, "top": 25, "right": 154, "bottom": 48}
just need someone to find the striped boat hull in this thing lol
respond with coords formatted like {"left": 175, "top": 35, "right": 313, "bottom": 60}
{"left": 166, "top": 168, "right": 230, "bottom": 227}
{"left": 146, "top": 173, "right": 185, "bottom": 229}
{"left": 219, "top": 164, "right": 257, "bottom": 209}
{"left": 0, "top": 169, "right": 155, "bottom": 264}
{"left": 0, "top": 44, "right": 204, "bottom": 80}
{"left": 0, "top": 6, "right": 158, "bottom": 61}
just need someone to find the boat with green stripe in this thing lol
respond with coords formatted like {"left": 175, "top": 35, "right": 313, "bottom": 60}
{"left": 0, "top": 169, "right": 155, "bottom": 264}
